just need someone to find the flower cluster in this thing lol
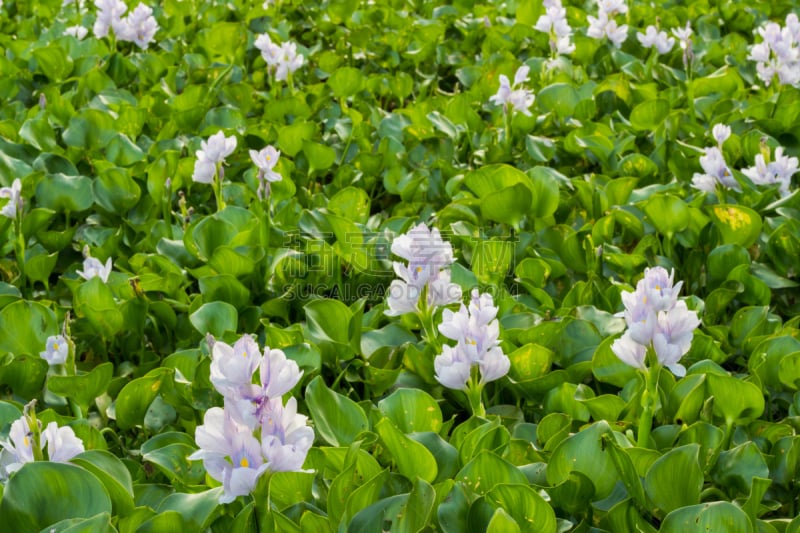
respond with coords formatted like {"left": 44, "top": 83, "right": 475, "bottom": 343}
{"left": 749, "top": 14, "right": 800, "bottom": 87}
{"left": 190, "top": 335, "right": 313, "bottom": 503}
{"left": 691, "top": 125, "right": 739, "bottom": 193}
{"left": 489, "top": 66, "right": 535, "bottom": 117}
{"left": 94, "top": 0, "right": 158, "bottom": 50}
{"left": 612, "top": 267, "right": 700, "bottom": 377}
{"left": 534, "top": 0, "right": 575, "bottom": 56}
{"left": 192, "top": 131, "right": 237, "bottom": 184}
{"left": 434, "top": 290, "right": 510, "bottom": 390}
{"left": 385, "top": 223, "right": 462, "bottom": 316}
{"left": 250, "top": 145, "right": 282, "bottom": 200}
{"left": 0, "top": 414, "right": 85, "bottom": 480}
{"left": 65, "top": 25, "right": 89, "bottom": 40}
{"left": 742, "top": 145, "right": 799, "bottom": 197}
{"left": 637, "top": 25, "right": 675, "bottom": 54}
{"left": 254, "top": 34, "right": 304, "bottom": 82}
{"left": 0, "top": 178, "right": 22, "bottom": 219}
{"left": 587, "top": 0, "right": 628, "bottom": 48}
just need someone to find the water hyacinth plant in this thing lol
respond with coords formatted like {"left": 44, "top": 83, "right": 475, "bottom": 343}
{"left": 2, "top": 0, "right": 800, "bottom": 530}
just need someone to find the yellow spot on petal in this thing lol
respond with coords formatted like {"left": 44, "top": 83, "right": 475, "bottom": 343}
{"left": 23, "top": 436, "right": 29, "bottom": 447}
{"left": 655, "top": 285, "right": 661, "bottom": 291}
{"left": 416, "top": 266, "right": 423, "bottom": 273}
{"left": 53, "top": 343, "right": 60, "bottom": 351}
{"left": 240, "top": 457, "right": 249, "bottom": 468}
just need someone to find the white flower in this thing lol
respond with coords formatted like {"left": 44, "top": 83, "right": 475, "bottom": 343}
{"left": 41, "top": 422, "right": 84, "bottom": 462}
{"left": 93, "top": 0, "right": 128, "bottom": 39}
{"left": 691, "top": 146, "right": 739, "bottom": 192}
{"left": 490, "top": 66, "right": 534, "bottom": 115}
{"left": 0, "top": 178, "right": 22, "bottom": 219}
{"left": 637, "top": 25, "right": 675, "bottom": 54}
{"left": 250, "top": 146, "right": 281, "bottom": 182}
{"left": 0, "top": 417, "right": 34, "bottom": 476}
{"left": 535, "top": 0, "right": 573, "bottom": 55}
{"left": 209, "top": 335, "right": 263, "bottom": 400}
{"left": 255, "top": 34, "right": 282, "bottom": 66}
{"left": 711, "top": 124, "right": 731, "bottom": 146}
{"left": 434, "top": 345, "right": 472, "bottom": 390}
{"left": 672, "top": 23, "right": 693, "bottom": 45}
{"left": 260, "top": 397, "right": 314, "bottom": 473}
{"left": 64, "top": 25, "right": 89, "bottom": 40}
{"left": 742, "top": 146, "right": 799, "bottom": 197}
{"left": 588, "top": 12, "right": 628, "bottom": 48}
{"left": 118, "top": 3, "right": 158, "bottom": 50}
{"left": 77, "top": 256, "right": 113, "bottom": 283}
{"left": 40, "top": 335, "right": 69, "bottom": 366}
{"left": 193, "top": 131, "right": 237, "bottom": 184}
{"left": 275, "top": 42, "right": 304, "bottom": 81}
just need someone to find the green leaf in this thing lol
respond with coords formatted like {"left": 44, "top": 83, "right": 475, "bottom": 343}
{"left": 456, "top": 451, "right": 528, "bottom": 496}
{"left": 305, "top": 376, "right": 368, "bottom": 446}
{"left": 189, "top": 302, "right": 238, "bottom": 337}
{"left": 538, "top": 83, "right": 580, "bottom": 120}
{"left": 378, "top": 388, "right": 443, "bottom": 434}
{"left": 158, "top": 488, "right": 223, "bottom": 530}
{"left": 547, "top": 421, "right": 617, "bottom": 500}
{"left": 661, "top": 502, "right": 753, "bottom": 533}
{"left": 33, "top": 44, "right": 74, "bottom": 80}
{"left": 708, "top": 205, "right": 762, "bottom": 248}
{"left": 480, "top": 183, "right": 532, "bottom": 228}
{"left": 47, "top": 363, "right": 113, "bottom": 413}
{"left": 69, "top": 450, "right": 134, "bottom": 517}
{"left": 0, "top": 299, "right": 57, "bottom": 357}
{"left": 0, "top": 462, "right": 112, "bottom": 531}
{"left": 485, "top": 484, "right": 557, "bottom": 533}
{"left": 115, "top": 368, "right": 172, "bottom": 430}
{"left": 643, "top": 194, "right": 690, "bottom": 237}
{"left": 706, "top": 373, "right": 765, "bottom": 425}
{"left": 74, "top": 277, "right": 123, "bottom": 338}
{"left": 35, "top": 174, "right": 94, "bottom": 213}
{"left": 376, "top": 417, "right": 438, "bottom": 483}
{"left": 328, "top": 67, "right": 363, "bottom": 98}
{"left": 93, "top": 168, "right": 141, "bottom": 212}
{"left": 472, "top": 239, "right": 514, "bottom": 284}
{"left": 630, "top": 99, "right": 670, "bottom": 131}
{"left": 644, "top": 444, "right": 703, "bottom": 514}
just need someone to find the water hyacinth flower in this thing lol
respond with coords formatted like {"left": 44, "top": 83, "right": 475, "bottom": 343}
{"left": 672, "top": 22, "right": 694, "bottom": 70}
{"left": 40, "top": 335, "right": 69, "bottom": 366}
{"left": 192, "top": 131, "right": 237, "bottom": 184}
{"left": 712, "top": 124, "right": 731, "bottom": 147}
{"left": 611, "top": 266, "right": 700, "bottom": 377}
{"left": 742, "top": 145, "right": 799, "bottom": 197}
{"left": 0, "top": 178, "right": 22, "bottom": 219}
{"left": 192, "top": 334, "right": 313, "bottom": 504}
{"left": 250, "top": 145, "right": 282, "bottom": 200}
{"left": 749, "top": 14, "right": 800, "bottom": 87}
{"left": 254, "top": 34, "right": 304, "bottom": 82}
{"left": 93, "top": 0, "right": 127, "bottom": 38}
{"left": 534, "top": 0, "right": 575, "bottom": 56}
{"left": 587, "top": 0, "right": 628, "bottom": 48}
{"left": 77, "top": 255, "right": 113, "bottom": 283}
{"left": 691, "top": 146, "right": 740, "bottom": 193}
{"left": 489, "top": 66, "right": 535, "bottom": 116}
{"left": 637, "top": 25, "right": 675, "bottom": 54}
{"left": 117, "top": 3, "right": 158, "bottom": 50}
{"left": 0, "top": 414, "right": 85, "bottom": 479}
{"left": 385, "top": 223, "right": 462, "bottom": 316}
{"left": 64, "top": 25, "right": 89, "bottom": 40}
{"left": 434, "top": 290, "right": 510, "bottom": 390}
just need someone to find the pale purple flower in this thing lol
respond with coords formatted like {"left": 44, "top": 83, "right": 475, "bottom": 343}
{"left": 93, "top": 0, "right": 127, "bottom": 39}
{"left": 712, "top": 124, "right": 731, "bottom": 146}
{"left": 434, "top": 290, "right": 509, "bottom": 389}
{"left": 742, "top": 146, "right": 799, "bottom": 197}
{"left": 193, "top": 131, "right": 237, "bottom": 184}
{"left": 637, "top": 25, "right": 675, "bottom": 54}
{"left": 748, "top": 18, "right": 800, "bottom": 88}
{"left": 611, "top": 331, "right": 646, "bottom": 370}
{"left": 41, "top": 422, "right": 84, "bottom": 462}
{"left": 0, "top": 178, "right": 22, "bottom": 219}
{"left": 189, "top": 408, "right": 268, "bottom": 504}
{"left": 250, "top": 146, "right": 281, "bottom": 182}
{"left": 434, "top": 345, "right": 472, "bottom": 390}
{"left": 691, "top": 146, "right": 739, "bottom": 192}
{"left": 40, "top": 335, "right": 69, "bottom": 366}
{"left": 275, "top": 42, "right": 304, "bottom": 81}
{"left": 255, "top": 34, "right": 283, "bottom": 66}
{"left": 117, "top": 3, "right": 158, "bottom": 50}
{"left": 588, "top": 12, "right": 628, "bottom": 48}
{"left": 0, "top": 417, "right": 34, "bottom": 475}
{"left": 385, "top": 223, "right": 461, "bottom": 316}
{"left": 209, "top": 335, "right": 263, "bottom": 399}
{"left": 77, "top": 256, "right": 113, "bottom": 283}
{"left": 260, "top": 397, "right": 314, "bottom": 472}
{"left": 64, "top": 25, "right": 89, "bottom": 40}
{"left": 490, "top": 66, "right": 535, "bottom": 116}
{"left": 612, "top": 267, "right": 699, "bottom": 376}
{"left": 672, "top": 23, "right": 693, "bottom": 46}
